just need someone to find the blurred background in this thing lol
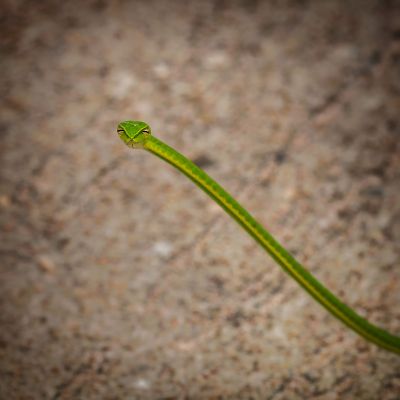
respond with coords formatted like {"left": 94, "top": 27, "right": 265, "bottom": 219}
{"left": 1, "top": 0, "right": 399, "bottom": 398}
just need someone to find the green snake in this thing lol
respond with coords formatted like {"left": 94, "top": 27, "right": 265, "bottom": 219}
{"left": 117, "top": 120, "right": 400, "bottom": 354}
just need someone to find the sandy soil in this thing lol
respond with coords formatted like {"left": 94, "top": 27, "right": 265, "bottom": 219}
{"left": 1, "top": 1, "right": 400, "bottom": 398}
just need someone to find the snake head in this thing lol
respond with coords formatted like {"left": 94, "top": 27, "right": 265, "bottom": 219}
{"left": 117, "top": 120, "right": 151, "bottom": 149}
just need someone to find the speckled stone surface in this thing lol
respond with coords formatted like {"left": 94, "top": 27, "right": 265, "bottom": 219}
{"left": 1, "top": 1, "right": 399, "bottom": 399}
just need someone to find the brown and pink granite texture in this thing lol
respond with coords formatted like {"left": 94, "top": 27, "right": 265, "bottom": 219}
{"left": 1, "top": 1, "right": 399, "bottom": 398}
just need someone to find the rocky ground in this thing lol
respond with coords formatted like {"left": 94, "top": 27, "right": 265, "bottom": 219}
{"left": 1, "top": 0, "right": 399, "bottom": 398}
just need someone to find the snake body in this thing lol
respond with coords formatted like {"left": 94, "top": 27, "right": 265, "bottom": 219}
{"left": 117, "top": 120, "right": 400, "bottom": 354}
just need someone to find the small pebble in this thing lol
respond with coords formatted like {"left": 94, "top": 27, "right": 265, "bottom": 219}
{"left": 152, "top": 241, "right": 173, "bottom": 258}
{"left": 37, "top": 255, "right": 55, "bottom": 274}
